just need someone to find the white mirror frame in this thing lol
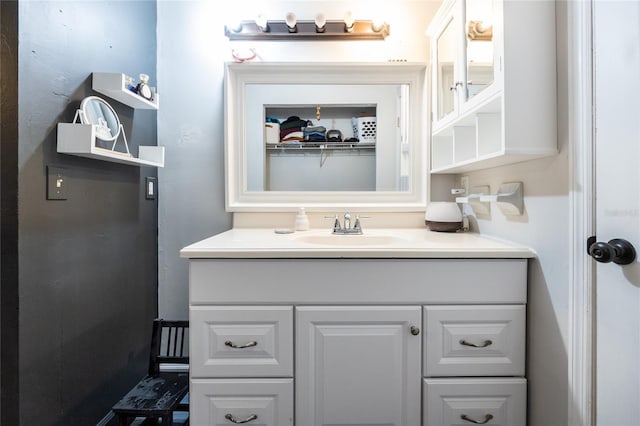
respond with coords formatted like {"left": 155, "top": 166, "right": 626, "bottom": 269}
{"left": 225, "top": 62, "right": 428, "bottom": 212}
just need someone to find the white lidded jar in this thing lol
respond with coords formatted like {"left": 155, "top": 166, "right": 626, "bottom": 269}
{"left": 294, "top": 207, "right": 310, "bottom": 231}
{"left": 425, "top": 202, "right": 463, "bottom": 232}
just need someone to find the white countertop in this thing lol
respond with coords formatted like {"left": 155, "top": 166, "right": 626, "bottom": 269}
{"left": 180, "top": 228, "right": 536, "bottom": 259}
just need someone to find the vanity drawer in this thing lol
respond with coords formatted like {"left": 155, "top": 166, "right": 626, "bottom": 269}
{"left": 190, "top": 378, "right": 293, "bottom": 426}
{"left": 424, "top": 305, "right": 525, "bottom": 377}
{"left": 190, "top": 306, "right": 293, "bottom": 378}
{"left": 423, "top": 378, "right": 526, "bottom": 426}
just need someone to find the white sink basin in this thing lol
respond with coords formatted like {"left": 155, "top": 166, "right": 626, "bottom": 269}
{"left": 292, "top": 233, "right": 411, "bottom": 246}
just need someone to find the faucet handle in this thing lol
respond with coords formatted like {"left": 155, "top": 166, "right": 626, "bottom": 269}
{"left": 324, "top": 215, "right": 342, "bottom": 232}
{"left": 353, "top": 215, "right": 369, "bottom": 232}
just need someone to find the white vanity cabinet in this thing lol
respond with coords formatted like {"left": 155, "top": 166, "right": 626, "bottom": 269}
{"left": 186, "top": 253, "right": 529, "bottom": 426}
{"left": 428, "top": 0, "right": 556, "bottom": 173}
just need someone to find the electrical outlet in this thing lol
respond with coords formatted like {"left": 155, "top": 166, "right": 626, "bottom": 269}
{"left": 145, "top": 177, "right": 157, "bottom": 200}
{"left": 460, "top": 175, "right": 470, "bottom": 195}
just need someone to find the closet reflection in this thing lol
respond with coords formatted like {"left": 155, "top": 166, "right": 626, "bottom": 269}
{"left": 246, "top": 83, "right": 409, "bottom": 193}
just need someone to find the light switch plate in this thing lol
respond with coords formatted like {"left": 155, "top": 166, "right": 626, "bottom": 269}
{"left": 47, "top": 166, "right": 67, "bottom": 200}
{"left": 145, "top": 176, "right": 157, "bottom": 200}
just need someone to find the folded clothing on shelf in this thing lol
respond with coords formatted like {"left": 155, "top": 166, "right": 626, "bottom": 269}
{"left": 280, "top": 116, "right": 312, "bottom": 141}
{"left": 280, "top": 116, "right": 311, "bottom": 131}
{"left": 281, "top": 131, "right": 304, "bottom": 143}
{"left": 304, "top": 125, "right": 327, "bottom": 142}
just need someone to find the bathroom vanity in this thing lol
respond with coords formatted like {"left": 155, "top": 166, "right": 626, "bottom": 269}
{"left": 181, "top": 228, "right": 533, "bottom": 425}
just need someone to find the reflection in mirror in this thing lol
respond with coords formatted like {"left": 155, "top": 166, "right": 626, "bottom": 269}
{"left": 263, "top": 104, "right": 378, "bottom": 191}
{"left": 225, "top": 63, "right": 427, "bottom": 211}
{"left": 247, "top": 85, "right": 407, "bottom": 193}
{"left": 465, "top": 0, "right": 494, "bottom": 100}
{"left": 437, "top": 18, "right": 456, "bottom": 120}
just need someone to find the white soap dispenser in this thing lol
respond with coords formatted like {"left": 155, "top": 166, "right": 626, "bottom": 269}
{"left": 294, "top": 207, "right": 310, "bottom": 231}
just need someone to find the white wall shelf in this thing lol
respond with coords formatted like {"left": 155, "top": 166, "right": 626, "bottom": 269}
{"left": 92, "top": 72, "right": 158, "bottom": 109}
{"left": 57, "top": 123, "right": 164, "bottom": 167}
{"left": 57, "top": 72, "right": 162, "bottom": 167}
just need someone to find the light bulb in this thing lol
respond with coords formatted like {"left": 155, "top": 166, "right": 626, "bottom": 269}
{"left": 371, "top": 17, "right": 385, "bottom": 32}
{"left": 344, "top": 11, "right": 355, "bottom": 33}
{"left": 285, "top": 12, "right": 297, "bottom": 33}
{"left": 255, "top": 13, "right": 269, "bottom": 32}
{"left": 225, "top": 20, "right": 243, "bottom": 34}
{"left": 315, "top": 13, "right": 326, "bottom": 33}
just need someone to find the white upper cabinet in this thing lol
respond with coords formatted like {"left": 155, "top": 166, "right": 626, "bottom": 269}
{"left": 428, "top": 0, "right": 556, "bottom": 173}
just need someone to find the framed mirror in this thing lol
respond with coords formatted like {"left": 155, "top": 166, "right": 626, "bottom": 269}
{"left": 225, "top": 62, "right": 427, "bottom": 211}
{"left": 78, "top": 96, "right": 121, "bottom": 141}
{"left": 74, "top": 96, "right": 130, "bottom": 155}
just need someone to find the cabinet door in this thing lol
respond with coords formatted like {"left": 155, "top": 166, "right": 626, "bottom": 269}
{"left": 461, "top": 0, "right": 502, "bottom": 110}
{"left": 432, "top": 6, "right": 461, "bottom": 129}
{"left": 296, "top": 306, "right": 422, "bottom": 426}
{"left": 424, "top": 378, "right": 526, "bottom": 426}
{"left": 191, "top": 378, "right": 293, "bottom": 426}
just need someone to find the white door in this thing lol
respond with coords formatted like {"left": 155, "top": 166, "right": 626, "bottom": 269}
{"left": 296, "top": 306, "right": 422, "bottom": 426}
{"left": 593, "top": 1, "right": 640, "bottom": 424}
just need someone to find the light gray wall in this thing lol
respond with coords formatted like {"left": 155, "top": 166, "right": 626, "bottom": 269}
{"left": 157, "top": 2, "right": 232, "bottom": 320}
{"left": 461, "top": 3, "right": 570, "bottom": 425}
{"left": 156, "top": 0, "right": 441, "bottom": 320}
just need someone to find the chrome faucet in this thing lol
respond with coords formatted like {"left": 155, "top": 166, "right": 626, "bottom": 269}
{"left": 343, "top": 212, "right": 351, "bottom": 231}
{"left": 325, "top": 212, "right": 365, "bottom": 234}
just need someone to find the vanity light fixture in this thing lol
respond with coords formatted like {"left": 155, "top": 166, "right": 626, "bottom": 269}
{"left": 224, "top": 15, "right": 390, "bottom": 41}
{"left": 285, "top": 12, "right": 297, "bottom": 33}
{"left": 314, "top": 13, "right": 326, "bottom": 33}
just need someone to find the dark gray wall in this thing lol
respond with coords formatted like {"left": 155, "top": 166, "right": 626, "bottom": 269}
{"left": 1, "top": 1, "right": 20, "bottom": 424}
{"left": 2, "top": 1, "right": 159, "bottom": 424}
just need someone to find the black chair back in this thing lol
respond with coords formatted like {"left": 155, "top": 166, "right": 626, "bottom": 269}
{"left": 148, "top": 319, "right": 189, "bottom": 375}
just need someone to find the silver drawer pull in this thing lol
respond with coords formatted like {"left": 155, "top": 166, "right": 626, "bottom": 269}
{"left": 460, "top": 339, "right": 493, "bottom": 348}
{"left": 224, "top": 340, "right": 258, "bottom": 349}
{"left": 225, "top": 413, "right": 258, "bottom": 424}
{"left": 461, "top": 413, "right": 494, "bottom": 424}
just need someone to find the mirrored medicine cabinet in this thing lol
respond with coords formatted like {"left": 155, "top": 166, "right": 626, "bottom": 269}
{"left": 224, "top": 62, "right": 427, "bottom": 211}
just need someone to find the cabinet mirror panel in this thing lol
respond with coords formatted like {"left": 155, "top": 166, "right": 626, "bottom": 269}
{"left": 465, "top": 0, "right": 495, "bottom": 101}
{"left": 225, "top": 63, "right": 427, "bottom": 211}
{"left": 437, "top": 18, "right": 456, "bottom": 120}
